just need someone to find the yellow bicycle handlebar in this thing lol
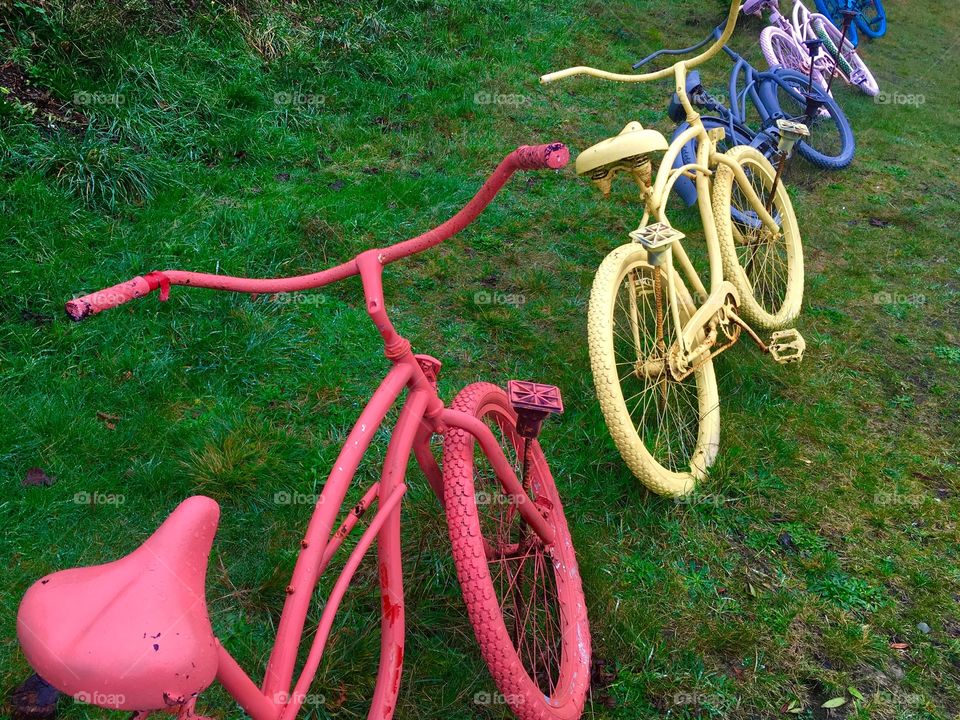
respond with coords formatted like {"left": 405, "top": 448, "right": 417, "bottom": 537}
{"left": 539, "top": 0, "right": 742, "bottom": 85}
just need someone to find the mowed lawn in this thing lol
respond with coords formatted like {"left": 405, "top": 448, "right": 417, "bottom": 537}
{"left": 1, "top": 0, "right": 958, "bottom": 718}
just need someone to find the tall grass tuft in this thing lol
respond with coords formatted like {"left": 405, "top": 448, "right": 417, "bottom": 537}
{"left": 27, "top": 123, "right": 161, "bottom": 209}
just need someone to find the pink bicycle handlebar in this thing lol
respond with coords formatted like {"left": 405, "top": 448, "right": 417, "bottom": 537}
{"left": 66, "top": 273, "right": 169, "bottom": 321}
{"left": 511, "top": 143, "right": 570, "bottom": 170}
{"left": 65, "top": 143, "right": 570, "bottom": 321}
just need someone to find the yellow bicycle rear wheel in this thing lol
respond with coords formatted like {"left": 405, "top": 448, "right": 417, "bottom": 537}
{"left": 713, "top": 145, "right": 804, "bottom": 331}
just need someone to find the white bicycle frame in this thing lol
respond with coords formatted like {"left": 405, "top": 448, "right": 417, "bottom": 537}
{"left": 756, "top": 0, "right": 850, "bottom": 90}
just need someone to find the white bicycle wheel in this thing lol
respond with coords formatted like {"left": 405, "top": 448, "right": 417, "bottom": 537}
{"left": 760, "top": 26, "right": 830, "bottom": 94}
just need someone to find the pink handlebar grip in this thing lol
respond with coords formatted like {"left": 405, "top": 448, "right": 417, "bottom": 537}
{"left": 512, "top": 143, "right": 570, "bottom": 170}
{"left": 65, "top": 274, "right": 163, "bottom": 321}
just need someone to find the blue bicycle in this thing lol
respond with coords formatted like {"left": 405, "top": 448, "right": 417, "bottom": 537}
{"left": 634, "top": 29, "right": 855, "bottom": 205}
{"left": 815, "top": 0, "right": 887, "bottom": 46}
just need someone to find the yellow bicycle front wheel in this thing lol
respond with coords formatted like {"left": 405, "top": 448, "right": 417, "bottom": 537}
{"left": 712, "top": 145, "right": 804, "bottom": 331}
{"left": 588, "top": 243, "right": 720, "bottom": 497}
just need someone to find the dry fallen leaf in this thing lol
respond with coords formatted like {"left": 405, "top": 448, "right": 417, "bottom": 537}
{"left": 328, "top": 683, "right": 348, "bottom": 709}
{"left": 8, "top": 673, "right": 60, "bottom": 719}
{"left": 96, "top": 411, "right": 121, "bottom": 430}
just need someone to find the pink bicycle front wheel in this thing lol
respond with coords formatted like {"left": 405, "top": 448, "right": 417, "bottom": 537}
{"left": 443, "top": 383, "right": 590, "bottom": 720}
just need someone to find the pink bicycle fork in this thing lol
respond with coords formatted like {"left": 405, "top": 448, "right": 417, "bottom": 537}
{"left": 211, "top": 251, "right": 554, "bottom": 720}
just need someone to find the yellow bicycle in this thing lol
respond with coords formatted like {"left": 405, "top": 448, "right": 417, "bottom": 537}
{"left": 542, "top": 0, "right": 809, "bottom": 497}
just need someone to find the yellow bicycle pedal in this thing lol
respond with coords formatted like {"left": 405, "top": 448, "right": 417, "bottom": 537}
{"left": 768, "top": 329, "right": 806, "bottom": 364}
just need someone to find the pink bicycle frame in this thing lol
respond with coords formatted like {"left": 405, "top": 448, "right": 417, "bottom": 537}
{"left": 65, "top": 143, "right": 569, "bottom": 720}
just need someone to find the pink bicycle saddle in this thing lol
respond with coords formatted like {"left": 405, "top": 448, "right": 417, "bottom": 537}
{"left": 17, "top": 496, "right": 221, "bottom": 711}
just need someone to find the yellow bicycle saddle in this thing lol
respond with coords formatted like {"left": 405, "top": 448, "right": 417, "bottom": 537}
{"left": 575, "top": 122, "right": 668, "bottom": 176}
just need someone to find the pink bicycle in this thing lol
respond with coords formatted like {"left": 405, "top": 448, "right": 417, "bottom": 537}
{"left": 16, "top": 143, "right": 591, "bottom": 720}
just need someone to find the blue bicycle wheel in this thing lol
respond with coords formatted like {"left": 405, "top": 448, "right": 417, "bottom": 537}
{"left": 856, "top": 0, "right": 887, "bottom": 38}
{"left": 759, "top": 68, "right": 855, "bottom": 170}
{"left": 814, "top": 0, "right": 860, "bottom": 46}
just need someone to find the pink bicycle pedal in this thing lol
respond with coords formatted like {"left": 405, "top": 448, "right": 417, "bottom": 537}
{"left": 506, "top": 381, "right": 564, "bottom": 439}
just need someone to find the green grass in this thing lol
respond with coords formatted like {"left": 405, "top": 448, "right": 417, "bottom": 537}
{"left": 2, "top": 0, "right": 959, "bottom": 718}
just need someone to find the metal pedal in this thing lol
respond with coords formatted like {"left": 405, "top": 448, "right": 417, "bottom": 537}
{"left": 849, "top": 69, "right": 868, "bottom": 86}
{"left": 840, "top": 8, "right": 860, "bottom": 22}
{"left": 630, "top": 222, "right": 685, "bottom": 251}
{"left": 768, "top": 329, "right": 806, "bottom": 364}
{"left": 506, "top": 381, "right": 564, "bottom": 439}
{"left": 775, "top": 119, "right": 810, "bottom": 156}
{"left": 803, "top": 38, "right": 825, "bottom": 57}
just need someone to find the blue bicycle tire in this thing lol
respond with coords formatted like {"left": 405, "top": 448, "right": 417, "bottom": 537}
{"left": 759, "top": 68, "right": 855, "bottom": 170}
{"left": 671, "top": 117, "right": 756, "bottom": 206}
{"left": 814, "top": 0, "right": 860, "bottom": 46}
{"left": 856, "top": 0, "right": 887, "bottom": 38}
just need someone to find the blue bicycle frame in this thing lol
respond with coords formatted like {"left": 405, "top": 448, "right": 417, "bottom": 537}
{"left": 815, "top": 0, "right": 888, "bottom": 46}
{"left": 649, "top": 30, "right": 804, "bottom": 205}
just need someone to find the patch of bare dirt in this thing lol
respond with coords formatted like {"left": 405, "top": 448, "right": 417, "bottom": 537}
{"left": 0, "top": 61, "right": 87, "bottom": 130}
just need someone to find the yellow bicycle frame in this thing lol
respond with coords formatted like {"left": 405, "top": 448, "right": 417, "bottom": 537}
{"left": 541, "top": 0, "right": 783, "bottom": 362}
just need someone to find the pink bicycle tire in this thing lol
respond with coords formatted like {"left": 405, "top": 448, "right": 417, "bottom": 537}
{"left": 443, "top": 383, "right": 590, "bottom": 720}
